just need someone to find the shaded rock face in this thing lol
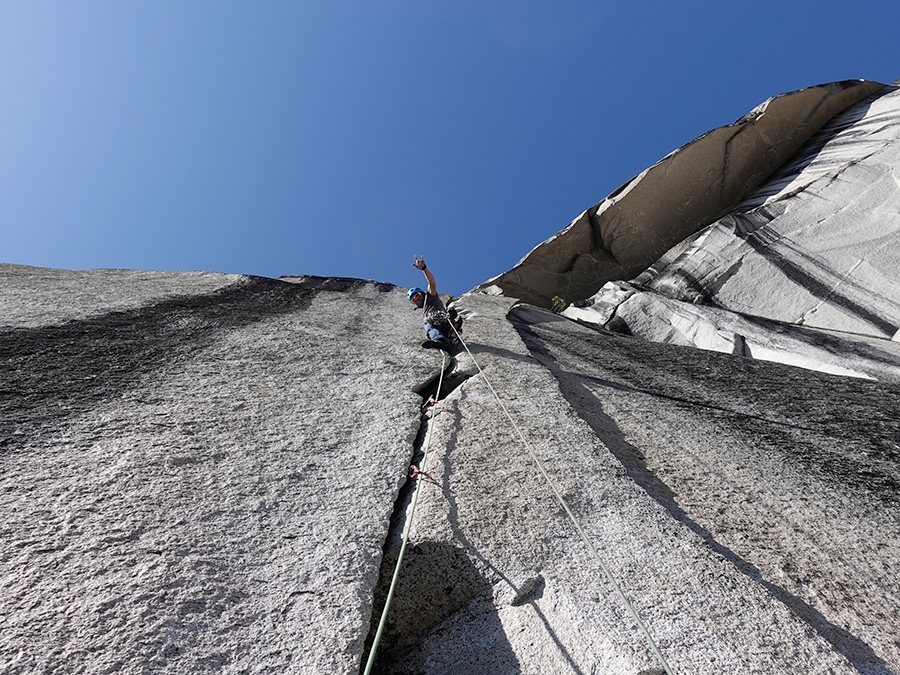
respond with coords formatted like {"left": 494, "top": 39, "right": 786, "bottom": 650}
{"left": 366, "top": 297, "right": 900, "bottom": 675}
{"left": 629, "top": 82, "right": 900, "bottom": 338}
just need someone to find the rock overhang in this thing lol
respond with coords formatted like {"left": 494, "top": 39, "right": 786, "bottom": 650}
{"left": 481, "top": 79, "right": 887, "bottom": 308}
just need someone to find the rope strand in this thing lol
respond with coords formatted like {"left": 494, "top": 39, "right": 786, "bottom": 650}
{"left": 448, "top": 320, "right": 674, "bottom": 675}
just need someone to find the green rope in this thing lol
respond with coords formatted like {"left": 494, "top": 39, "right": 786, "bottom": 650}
{"left": 362, "top": 350, "right": 448, "bottom": 675}
{"left": 448, "top": 321, "right": 674, "bottom": 675}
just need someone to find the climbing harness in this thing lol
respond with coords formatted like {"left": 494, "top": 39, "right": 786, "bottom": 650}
{"left": 362, "top": 351, "right": 449, "bottom": 675}
{"left": 445, "top": 319, "right": 675, "bottom": 675}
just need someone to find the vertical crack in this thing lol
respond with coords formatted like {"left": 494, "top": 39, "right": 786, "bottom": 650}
{"left": 359, "top": 361, "right": 474, "bottom": 673}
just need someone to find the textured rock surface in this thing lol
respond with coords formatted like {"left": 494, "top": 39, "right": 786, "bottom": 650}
{"left": 2, "top": 269, "right": 899, "bottom": 673}
{"left": 0, "top": 263, "right": 242, "bottom": 328}
{"left": 484, "top": 79, "right": 885, "bottom": 307}
{"left": 365, "top": 296, "right": 900, "bottom": 674}
{"left": 0, "top": 266, "right": 433, "bottom": 674}
{"left": 512, "top": 304, "right": 900, "bottom": 674}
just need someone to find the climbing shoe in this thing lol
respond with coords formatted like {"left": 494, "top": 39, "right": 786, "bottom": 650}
{"left": 422, "top": 339, "right": 455, "bottom": 353}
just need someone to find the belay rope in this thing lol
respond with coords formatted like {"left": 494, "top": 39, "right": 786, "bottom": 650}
{"left": 446, "top": 320, "right": 675, "bottom": 675}
{"left": 363, "top": 317, "right": 674, "bottom": 674}
{"left": 362, "top": 351, "right": 448, "bottom": 675}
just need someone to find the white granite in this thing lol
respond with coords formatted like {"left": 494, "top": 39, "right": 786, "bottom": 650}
{"left": 483, "top": 80, "right": 885, "bottom": 307}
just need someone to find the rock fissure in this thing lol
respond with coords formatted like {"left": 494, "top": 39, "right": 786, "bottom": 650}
{"left": 360, "top": 364, "right": 477, "bottom": 672}
{"left": 412, "top": 355, "right": 473, "bottom": 405}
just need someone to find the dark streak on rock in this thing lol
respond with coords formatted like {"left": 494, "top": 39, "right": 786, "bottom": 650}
{"left": 0, "top": 276, "right": 331, "bottom": 451}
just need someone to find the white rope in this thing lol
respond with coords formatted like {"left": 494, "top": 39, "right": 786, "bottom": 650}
{"left": 448, "top": 320, "right": 674, "bottom": 675}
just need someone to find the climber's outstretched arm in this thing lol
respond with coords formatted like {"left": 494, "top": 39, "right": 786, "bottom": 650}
{"left": 412, "top": 255, "right": 437, "bottom": 295}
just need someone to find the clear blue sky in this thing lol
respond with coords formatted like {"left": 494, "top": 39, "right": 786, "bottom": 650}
{"left": 3, "top": 2, "right": 898, "bottom": 297}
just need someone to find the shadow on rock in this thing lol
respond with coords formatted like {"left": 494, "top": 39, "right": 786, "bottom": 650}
{"left": 0, "top": 276, "right": 332, "bottom": 448}
{"left": 362, "top": 540, "right": 518, "bottom": 674}
{"left": 509, "top": 307, "right": 895, "bottom": 675}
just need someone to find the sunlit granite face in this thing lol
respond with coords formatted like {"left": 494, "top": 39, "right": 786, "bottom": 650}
{"left": 3, "top": 79, "right": 900, "bottom": 675}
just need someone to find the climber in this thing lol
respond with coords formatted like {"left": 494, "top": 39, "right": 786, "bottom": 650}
{"left": 408, "top": 255, "right": 462, "bottom": 353}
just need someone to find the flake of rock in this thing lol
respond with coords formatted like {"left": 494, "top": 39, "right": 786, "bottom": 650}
{"left": 367, "top": 295, "right": 900, "bottom": 674}
{"left": 567, "top": 81, "right": 900, "bottom": 380}
{"left": 483, "top": 79, "right": 884, "bottom": 307}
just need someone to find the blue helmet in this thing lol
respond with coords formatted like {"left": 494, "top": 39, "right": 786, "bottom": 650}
{"left": 408, "top": 287, "right": 425, "bottom": 303}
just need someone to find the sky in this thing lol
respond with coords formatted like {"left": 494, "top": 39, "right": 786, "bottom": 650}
{"left": 2, "top": 2, "right": 899, "bottom": 297}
